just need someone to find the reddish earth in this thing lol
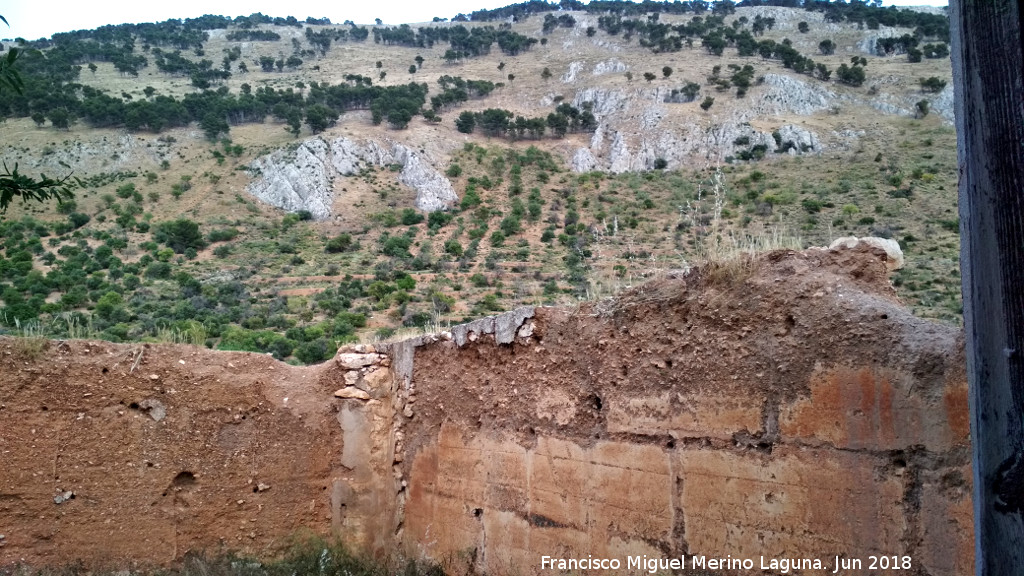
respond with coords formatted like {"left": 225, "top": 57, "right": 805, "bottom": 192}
{"left": 0, "top": 343, "right": 345, "bottom": 568}
{"left": 400, "top": 245, "right": 971, "bottom": 575}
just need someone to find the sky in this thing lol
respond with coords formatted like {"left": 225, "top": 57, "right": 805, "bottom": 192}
{"left": 1, "top": 0, "right": 947, "bottom": 42}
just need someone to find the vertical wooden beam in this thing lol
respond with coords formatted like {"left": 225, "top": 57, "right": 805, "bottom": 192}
{"left": 949, "top": 0, "right": 1024, "bottom": 573}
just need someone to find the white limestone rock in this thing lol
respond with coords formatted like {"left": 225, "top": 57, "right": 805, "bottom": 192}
{"left": 829, "top": 236, "right": 905, "bottom": 271}
{"left": 246, "top": 136, "right": 457, "bottom": 219}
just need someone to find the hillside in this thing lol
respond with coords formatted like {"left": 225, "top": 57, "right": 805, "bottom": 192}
{"left": 0, "top": 1, "right": 960, "bottom": 364}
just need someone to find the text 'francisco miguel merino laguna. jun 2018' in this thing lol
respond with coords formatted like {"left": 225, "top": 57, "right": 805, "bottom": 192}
{"left": 540, "top": 554, "right": 915, "bottom": 573}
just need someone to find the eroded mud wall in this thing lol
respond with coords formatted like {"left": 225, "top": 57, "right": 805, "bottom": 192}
{"left": 0, "top": 341, "right": 397, "bottom": 566}
{"left": 395, "top": 248, "right": 973, "bottom": 576}
{"left": 0, "top": 247, "right": 974, "bottom": 575}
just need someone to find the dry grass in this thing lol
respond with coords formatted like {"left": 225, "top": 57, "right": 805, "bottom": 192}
{"left": 4, "top": 317, "right": 50, "bottom": 361}
{"left": 0, "top": 535, "right": 448, "bottom": 576}
{"left": 150, "top": 321, "right": 208, "bottom": 346}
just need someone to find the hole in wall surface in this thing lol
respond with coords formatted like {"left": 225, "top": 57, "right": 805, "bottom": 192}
{"left": 172, "top": 471, "right": 196, "bottom": 487}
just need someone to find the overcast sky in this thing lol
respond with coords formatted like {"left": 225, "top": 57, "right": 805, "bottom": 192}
{"left": 2, "top": 0, "right": 947, "bottom": 42}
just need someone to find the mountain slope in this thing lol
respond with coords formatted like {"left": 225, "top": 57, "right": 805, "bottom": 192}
{"left": 0, "top": 2, "right": 960, "bottom": 362}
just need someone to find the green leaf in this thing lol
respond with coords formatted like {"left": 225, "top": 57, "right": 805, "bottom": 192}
{"left": 0, "top": 163, "right": 78, "bottom": 215}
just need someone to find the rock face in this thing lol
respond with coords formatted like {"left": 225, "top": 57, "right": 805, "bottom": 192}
{"left": 556, "top": 36, "right": 953, "bottom": 174}
{"left": 570, "top": 81, "right": 827, "bottom": 173}
{"left": 930, "top": 84, "right": 955, "bottom": 123}
{"left": 857, "top": 27, "right": 901, "bottom": 55}
{"left": 777, "top": 124, "right": 821, "bottom": 154}
{"left": 247, "top": 136, "right": 458, "bottom": 219}
{"left": 561, "top": 61, "right": 585, "bottom": 83}
{"left": 571, "top": 147, "right": 598, "bottom": 172}
{"left": 754, "top": 74, "right": 837, "bottom": 116}
{"left": 592, "top": 59, "right": 628, "bottom": 75}
{"left": 247, "top": 139, "right": 335, "bottom": 220}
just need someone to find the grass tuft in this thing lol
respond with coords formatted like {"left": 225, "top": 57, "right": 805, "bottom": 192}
{"left": 4, "top": 536, "right": 449, "bottom": 576}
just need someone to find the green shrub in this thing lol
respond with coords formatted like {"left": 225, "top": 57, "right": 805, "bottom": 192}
{"left": 156, "top": 219, "right": 207, "bottom": 253}
{"left": 326, "top": 234, "right": 354, "bottom": 253}
{"left": 145, "top": 261, "right": 172, "bottom": 279}
{"left": 217, "top": 326, "right": 295, "bottom": 360}
{"left": 401, "top": 208, "right": 424, "bottom": 225}
{"left": 68, "top": 213, "right": 90, "bottom": 229}
{"left": 428, "top": 211, "right": 453, "bottom": 229}
{"left": 116, "top": 183, "right": 136, "bottom": 199}
{"left": 500, "top": 216, "right": 522, "bottom": 236}
{"left": 396, "top": 274, "right": 416, "bottom": 291}
{"left": 460, "top": 188, "right": 482, "bottom": 209}
{"left": 208, "top": 228, "right": 240, "bottom": 242}
{"left": 295, "top": 338, "right": 332, "bottom": 364}
{"left": 801, "top": 198, "right": 823, "bottom": 213}
{"left": 381, "top": 234, "right": 413, "bottom": 258}
{"left": 919, "top": 76, "right": 947, "bottom": 93}
{"left": 444, "top": 239, "right": 464, "bottom": 256}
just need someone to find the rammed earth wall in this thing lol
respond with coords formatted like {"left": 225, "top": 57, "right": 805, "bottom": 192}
{"left": 0, "top": 246, "right": 973, "bottom": 575}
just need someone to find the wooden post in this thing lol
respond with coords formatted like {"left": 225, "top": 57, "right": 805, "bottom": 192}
{"left": 949, "top": 0, "right": 1024, "bottom": 573}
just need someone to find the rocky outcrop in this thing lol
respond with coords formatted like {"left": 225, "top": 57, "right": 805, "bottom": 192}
{"left": 857, "top": 28, "right": 901, "bottom": 55}
{"left": 561, "top": 61, "right": 585, "bottom": 83}
{"left": 247, "top": 136, "right": 458, "bottom": 219}
{"left": 930, "top": 84, "right": 955, "bottom": 123}
{"left": 777, "top": 124, "right": 822, "bottom": 154}
{"left": 753, "top": 74, "right": 837, "bottom": 116}
{"left": 592, "top": 59, "right": 628, "bottom": 75}
{"left": 572, "top": 87, "right": 629, "bottom": 117}
{"left": 247, "top": 139, "right": 335, "bottom": 220}
{"left": 566, "top": 78, "right": 831, "bottom": 172}
{"left": 10, "top": 132, "right": 166, "bottom": 177}
{"left": 863, "top": 84, "right": 955, "bottom": 125}
{"left": 571, "top": 147, "right": 598, "bottom": 172}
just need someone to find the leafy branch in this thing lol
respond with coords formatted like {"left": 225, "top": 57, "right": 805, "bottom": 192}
{"left": 0, "top": 163, "right": 77, "bottom": 214}
{"left": 0, "top": 46, "right": 23, "bottom": 94}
